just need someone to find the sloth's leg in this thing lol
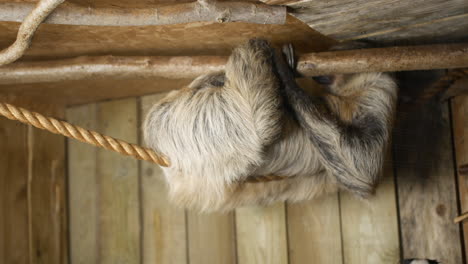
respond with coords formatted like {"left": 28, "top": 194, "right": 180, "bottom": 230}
{"left": 274, "top": 46, "right": 397, "bottom": 196}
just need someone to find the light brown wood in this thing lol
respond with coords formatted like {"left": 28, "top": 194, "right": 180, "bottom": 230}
{"left": 67, "top": 104, "right": 99, "bottom": 264}
{"left": 140, "top": 94, "right": 187, "bottom": 264}
{"left": 394, "top": 98, "right": 463, "bottom": 262}
{"left": 0, "top": 118, "right": 29, "bottom": 264}
{"left": 236, "top": 202, "right": 288, "bottom": 264}
{"left": 340, "top": 158, "right": 399, "bottom": 264}
{"left": 261, "top": 0, "right": 468, "bottom": 43}
{"left": 0, "top": 16, "right": 327, "bottom": 61}
{"left": 188, "top": 212, "right": 236, "bottom": 264}
{"left": 97, "top": 98, "right": 140, "bottom": 264}
{"left": 1, "top": 44, "right": 467, "bottom": 86}
{"left": 451, "top": 94, "right": 468, "bottom": 257}
{"left": 0, "top": 1, "right": 287, "bottom": 26}
{"left": 28, "top": 103, "right": 68, "bottom": 264}
{"left": 287, "top": 195, "right": 343, "bottom": 264}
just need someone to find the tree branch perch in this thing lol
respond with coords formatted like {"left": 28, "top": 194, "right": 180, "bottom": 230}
{"left": 0, "top": 1, "right": 287, "bottom": 26}
{"left": 0, "top": 43, "right": 467, "bottom": 85}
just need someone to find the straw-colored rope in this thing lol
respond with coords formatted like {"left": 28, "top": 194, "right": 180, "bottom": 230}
{"left": 0, "top": 102, "right": 171, "bottom": 167}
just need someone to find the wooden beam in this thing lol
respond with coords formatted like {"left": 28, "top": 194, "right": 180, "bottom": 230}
{"left": 261, "top": 0, "right": 468, "bottom": 43}
{"left": 0, "top": 43, "right": 467, "bottom": 85}
{"left": 0, "top": 1, "right": 286, "bottom": 26}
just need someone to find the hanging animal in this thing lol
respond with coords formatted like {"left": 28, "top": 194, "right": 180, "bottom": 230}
{"left": 143, "top": 38, "right": 398, "bottom": 211}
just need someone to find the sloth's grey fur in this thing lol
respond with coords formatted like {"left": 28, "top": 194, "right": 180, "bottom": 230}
{"left": 144, "top": 39, "right": 398, "bottom": 211}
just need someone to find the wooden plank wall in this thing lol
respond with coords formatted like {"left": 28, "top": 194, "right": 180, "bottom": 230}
{"left": 67, "top": 92, "right": 404, "bottom": 264}
{"left": 393, "top": 71, "right": 463, "bottom": 263}
{"left": 0, "top": 102, "right": 67, "bottom": 264}
{"left": 452, "top": 90, "right": 468, "bottom": 260}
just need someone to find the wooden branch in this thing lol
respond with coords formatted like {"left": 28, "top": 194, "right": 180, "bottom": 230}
{"left": 0, "top": 0, "right": 64, "bottom": 65}
{"left": 0, "top": 1, "right": 287, "bottom": 26}
{"left": 0, "top": 43, "right": 467, "bottom": 85}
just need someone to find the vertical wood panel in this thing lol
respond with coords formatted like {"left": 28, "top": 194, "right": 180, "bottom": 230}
{"left": 340, "top": 159, "right": 400, "bottom": 264}
{"left": 140, "top": 94, "right": 188, "bottom": 264}
{"left": 188, "top": 212, "right": 236, "bottom": 264}
{"left": 451, "top": 94, "right": 468, "bottom": 258}
{"left": 67, "top": 104, "right": 99, "bottom": 264}
{"left": 97, "top": 99, "right": 140, "bottom": 264}
{"left": 29, "top": 105, "right": 68, "bottom": 264}
{"left": 236, "top": 202, "right": 288, "bottom": 264}
{"left": 394, "top": 101, "right": 463, "bottom": 262}
{"left": 287, "top": 195, "right": 343, "bottom": 264}
{"left": 0, "top": 119, "right": 29, "bottom": 264}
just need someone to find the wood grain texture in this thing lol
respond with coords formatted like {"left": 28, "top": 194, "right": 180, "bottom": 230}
{"left": 97, "top": 99, "right": 140, "bottom": 264}
{"left": 29, "top": 104, "right": 68, "bottom": 264}
{"left": 140, "top": 94, "right": 187, "bottom": 264}
{"left": 0, "top": 118, "right": 29, "bottom": 264}
{"left": 0, "top": 16, "right": 329, "bottom": 61}
{"left": 451, "top": 94, "right": 468, "bottom": 258}
{"left": 261, "top": 0, "right": 468, "bottom": 43}
{"left": 188, "top": 212, "right": 236, "bottom": 264}
{"left": 340, "top": 158, "right": 400, "bottom": 264}
{"left": 287, "top": 195, "right": 343, "bottom": 264}
{"left": 236, "top": 202, "right": 288, "bottom": 264}
{"left": 394, "top": 77, "right": 463, "bottom": 263}
{"left": 67, "top": 104, "right": 99, "bottom": 264}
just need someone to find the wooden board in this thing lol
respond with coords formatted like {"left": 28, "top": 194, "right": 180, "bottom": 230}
{"left": 394, "top": 93, "right": 463, "bottom": 262}
{"left": 67, "top": 104, "right": 99, "bottom": 264}
{"left": 97, "top": 98, "right": 140, "bottom": 264}
{"left": 0, "top": 16, "right": 328, "bottom": 62}
{"left": 28, "top": 104, "right": 68, "bottom": 264}
{"left": 0, "top": 119, "right": 29, "bottom": 264}
{"left": 451, "top": 94, "right": 468, "bottom": 258}
{"left": 340, "top": 158, "right": 400, "bottom": 264}
{"left": 140, "top": 94, "right": 188, "bottom": 264}
{"left": 287, "top": 195, "right": 343, "bottom": 264}
{"left": 261, "top": 0, "right": 468, "bottom": 44}
{"left": 236, "top": 202, "right": 288, "bottom": 264}
{"left": 187, "top": 212, "right": 236, "bottom": 264}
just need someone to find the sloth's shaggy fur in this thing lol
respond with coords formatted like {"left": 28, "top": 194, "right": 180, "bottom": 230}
{"left": 144, "top": 39, "right": 397, "bottom": 211}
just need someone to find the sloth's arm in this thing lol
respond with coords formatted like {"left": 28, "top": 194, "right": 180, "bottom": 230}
{"left": 273, "top": 48, "right": 395, "bottom": 196}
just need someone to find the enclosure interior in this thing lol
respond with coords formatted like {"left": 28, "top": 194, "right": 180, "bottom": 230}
{"left": 0, "top": 0, "right": 468, "bottom": 264}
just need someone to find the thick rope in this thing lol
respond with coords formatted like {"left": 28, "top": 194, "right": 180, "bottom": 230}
{"left": 0, "top": 102, "right": 170, "bottom": 167}
{"left": 0, "top": 0, "right": 65, "bottom": 65}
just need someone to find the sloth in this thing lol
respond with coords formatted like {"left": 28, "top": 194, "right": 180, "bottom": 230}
{"left": 144, "top": 39, "right": 398, "bottom": 211}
